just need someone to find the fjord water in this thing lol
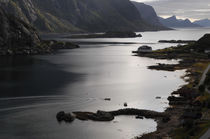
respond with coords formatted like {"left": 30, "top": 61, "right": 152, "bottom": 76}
{"left": 0, "top": 28, "right": 210, "bottom": 139}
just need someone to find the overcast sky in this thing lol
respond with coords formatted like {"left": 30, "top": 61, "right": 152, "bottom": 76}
{"left": 131, "top": 0, "right": 210, "bottom": 21}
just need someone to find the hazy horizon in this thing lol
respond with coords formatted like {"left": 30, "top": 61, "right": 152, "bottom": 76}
{"left": 131, "top": 0, "right": 210, "bottom": 21}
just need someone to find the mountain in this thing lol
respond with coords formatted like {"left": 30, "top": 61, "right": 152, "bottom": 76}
{"left": 0, "top": 0, "right": 164, "bottom": 33}
{"left": 194, "top": 19, "right": 210, "bottom": 27}
{"left": 159, "top": 16, "right": 201, "bottom": 28}
{"left": 131, "top": 2, "right": 169, "bottom": 30}
{"left": 0, "top": 6, "right": 41, "bottom": 55}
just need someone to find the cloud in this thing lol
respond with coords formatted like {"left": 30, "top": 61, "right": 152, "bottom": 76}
{"left": 132, "top": 0, "right": 210, "bottom": 20}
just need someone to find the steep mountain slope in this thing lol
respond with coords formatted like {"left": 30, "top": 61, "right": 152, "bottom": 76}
{"left": 0, "top": 0, "right": 162, "bottom": 33}
{"left": 194, "top": 19, "right": 210, "bottom": 27}
{"left": 0, "top": 0, "right": 81, "bottom": 32}
{"left": 159, "top": 16, "right": 200, "bottom": 28}
{"left": 0, "top": 6, "right": 41, "bottom": 55}
{"left": 131, "top": 1, "right": 168, "bottom": 30}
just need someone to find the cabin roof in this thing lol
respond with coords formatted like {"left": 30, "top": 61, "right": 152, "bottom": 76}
{"left": 138, "top": 45, "right": 152, "bottom": 50}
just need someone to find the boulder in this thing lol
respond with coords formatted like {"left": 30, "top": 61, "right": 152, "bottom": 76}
{"left": 56, "top": 111, "right": 75, "bottom": 123}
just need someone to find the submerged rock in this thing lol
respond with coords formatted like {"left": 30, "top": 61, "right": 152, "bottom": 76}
{"left": 104, "top": 98, "right": 111, "bottom": 101}
{"left": 56, "top": 111, "right": 75, "bottom": 123}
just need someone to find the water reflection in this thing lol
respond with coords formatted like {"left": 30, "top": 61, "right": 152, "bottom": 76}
{"left": 0, "top": 56, "right": 83, "bottom": 97}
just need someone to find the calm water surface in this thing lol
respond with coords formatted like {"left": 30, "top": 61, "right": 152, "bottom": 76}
{"left": 0, "top": 28, "right": 210, "bottom": 139}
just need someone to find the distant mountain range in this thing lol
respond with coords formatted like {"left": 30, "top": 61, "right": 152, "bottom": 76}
{"left": 159, "top": 16, "right": 200, "bottom": 28}
{"left": 193, "top": 19, "right": 210, "bottom": 27}
{"left": 0, "top": 0, "right": 168, "bottom": 33}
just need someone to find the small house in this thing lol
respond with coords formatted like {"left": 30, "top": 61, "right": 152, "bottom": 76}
{"left": 137, "top": 45, "right": 152, "bottom": 53}
{"left": 132, "top": 45, "right": 152, "bottom": 54}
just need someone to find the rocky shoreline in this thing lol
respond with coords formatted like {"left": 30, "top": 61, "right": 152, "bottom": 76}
{"left": 136, "top": 34, "right": 210, "bottom": 138}
{"left": 0, "top": 39, "right": 80, "bottom": 56}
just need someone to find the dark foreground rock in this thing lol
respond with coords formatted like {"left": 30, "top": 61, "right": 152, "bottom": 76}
{"left": 56, "top": 111, "right": 75, "bottom": 123}
{"left": 57, "top": 108, "right": 169, "bottom": 123}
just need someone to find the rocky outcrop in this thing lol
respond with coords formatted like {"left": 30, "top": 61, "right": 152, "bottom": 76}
{"left": 56, "top": 111, "right": 75, "bottom": 123}
{"left": 56, "top": 108, "right": 168, "bottom": 123}
{"left": 195, "top": 34, "right": 210, "bottom": 52}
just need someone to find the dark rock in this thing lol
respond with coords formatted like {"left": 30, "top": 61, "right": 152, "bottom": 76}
{"left": 43, "top": 40, "right": 79, "bottom": 50}
{"left": 124, "top": 102, "right": 128, "bottom": 107}
{"left": 195, "top": 34, "right": 210, "bottom": 52}
{"left": 94, "top": 110, "right": 114, "bottom": 121}
{"left": 109, "top": 108, "right": 168, "bottom": 118}
{"left": 56, "top": 111, "right": 66, "bottom": 122}
{"left": 59, "top": 108, "right": 168, "bottom": 123}
{"left": 104, "top": 98, "right": 111, "bottom": 101}
{"left": 56, "top": 111, "right": 75, "bottom": 123}
{"left": 168, "top": 96, "right": 186, "bottom": 101}
{"left": 156, "top": 96, "right": 161, "bottom": 99}
{"left": 162, "top": 117, "right": 170, "bottom": 123}
{"left": 73, "top": 111, "right": 114, "bottom": 121}
{"left": 136, "top": 115, "right": 144, "bottom": 119}
{"left": 181, "top": 119, "right": 195, "bottom": 129}
{"left": 180, "top": 111, "right": 202, "bottom": 119}
{"left": 63, "top": 113, "right": 75, "bottom": 123}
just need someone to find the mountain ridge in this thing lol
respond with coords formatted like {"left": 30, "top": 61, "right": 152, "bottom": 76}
{"left": 193, "top": 19, "right": 210, "bottom": 27}
{"left": 0, "top": 0, "right": 169, "bottom": 33}
{"left": 159, "top": 15, "right": 201, "bottom": 28}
